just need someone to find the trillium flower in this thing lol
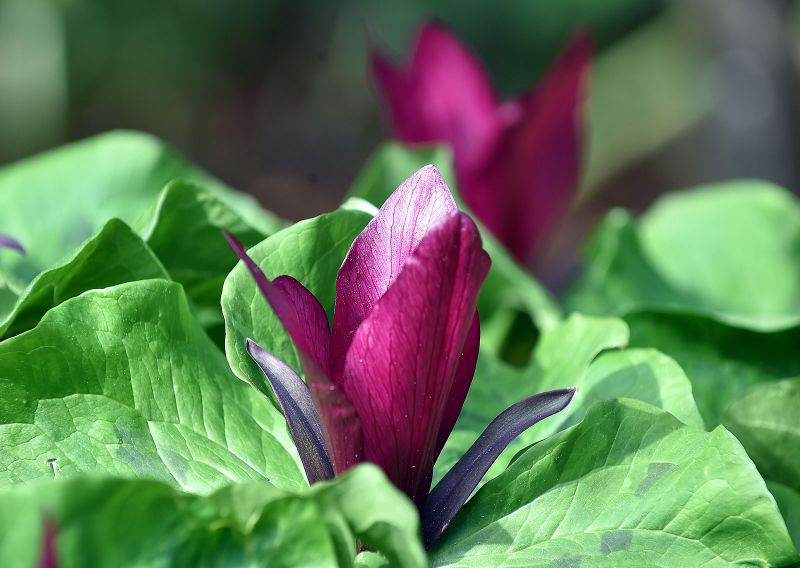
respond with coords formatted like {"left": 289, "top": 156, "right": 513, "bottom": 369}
{"left": 0, "top": 234, "right": 25, "bottom": 254}
{"left": 370, "top": 22, "right": 591, "bottom": 263}
{"left": 226, "top": 166, "right": 574, "bottom": 546}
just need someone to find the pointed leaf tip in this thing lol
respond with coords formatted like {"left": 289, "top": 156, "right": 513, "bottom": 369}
{"left": 421, "top": 387, "right": 576, "bottom": 548}
{"left": 225, "top": 230, "right": 332, "bottom": 376}
{"left": 0, "top": 234, "right": 25, "bottom": 255}
{"left": 246, "top": 339, "right": 335, "bottom": 484}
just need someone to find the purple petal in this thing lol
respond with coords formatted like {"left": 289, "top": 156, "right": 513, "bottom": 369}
{"left": 340, "top": 211, "right": 490, "bottom": 507}
{"left": 0, "top": 234, "right": 25, "bottom": 255}
{"left": 434, "top": 313, "right": 479, "bottom": 457}
{"left": 37, "top": 518, "right": 57, "bottom": 568}
{"left": 330, "top": 165, "right": 457, "bottom": 376}
{"left": 225, "top": 232, "right": 330, "bottom": 373}
{"left": 462, "top": 32, "right": 592, "bottom": 262}
{"left": 421, "top": 387, "right": 576, "bottom": 548}
{"left": 370, "top": 49, "right": 428, "bottom": 143}
{"left": 246, "top": 339, "right": 334, "bottom": 484}
{"left": 225, "top": 232, "right": 362, "bottom": 473}
{"left": 371, "top": 21, "right": 502, "bottom": 175}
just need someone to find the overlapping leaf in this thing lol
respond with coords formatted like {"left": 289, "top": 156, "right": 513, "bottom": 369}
{"left": 722, "top": 377, "right": 800, "bottom": 551}
{"left": 568, "top": 181, "right": 800, "bottom": 330}
{"left": 0, "top": 130, "right": 280, "bottom": 284}
{"left": 0, "top": 465, "right": 426, "bottom": 568}
{"left": 142, "top": 180, "right": 270, "bottom": 342}
{"left": 432, "top": 400, "right": 797, "bottom": 567}
{"left": 0, "top": 279, "right": 304, "bottom": 492}
{"left": 0, "top": 219, "right": 168, "bottom": 340}
{"left": 628, "top": 310, "right": 800, "bottom": 427}
{"left": 435, "top": 314, "right": 703, "bottom": 485}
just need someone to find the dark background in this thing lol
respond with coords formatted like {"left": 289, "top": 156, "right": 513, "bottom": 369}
{"left": 1, "top": 0, "right": 797, "bottom": 281}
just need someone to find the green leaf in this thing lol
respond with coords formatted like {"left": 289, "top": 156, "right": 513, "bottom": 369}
{"left": 433, "top": 399, "right": 797, "bottom": 567}
{"left": 723, "top": 378, "right": 800, "bottom": 492}
{"left": 0, "top": 465, "right": 426, "bottom": 568}
{"left": 0, "top": 279, "right": 304, "bottom": 493}
{"left": 142, "top": 180, "right": 270, "bottom": 343}
{"left": 346, "top": 142, "right": 560, "bottom": 361}
{"left": 0, "top": 219, "right": 168, "bottom": 340}
{"left": 568, "top": 181, "right": 800, "bottom": 331}
{"left": 627, "top": 310, "right": 800, "bottom": 427}
{"left": 308, "top": 465, "right": 427, "bottom": 568}
{"left": 556, "top": 348, "right": 705, "bottom": 430}
{"left": 437, "top": 321, "right": 615, "bottom": 485}
{"left": 722, "top": 378, "right": 800, "bottom": 554}
{"left": 143, "top": 180, "right": 266, "bottom": 303}
{"left": 769, "top": 482, "right": 800, "bottom": 551}
{"left": 566, "top": 210, "right": 690, "bottom": 317}
{"left": 0, "top": 130, "right": 280, "bottom": 284}
{"left": 222, "top": 208, "right": 372, "bottom": 400}
{"left": 639, "top": 182, "right": 800, "bottom": 323}
{"left": 461, "top": 315, "right": 629, "bottom": 426}
{"left": 436, "top": 315, "right": 703, "bottom": 485}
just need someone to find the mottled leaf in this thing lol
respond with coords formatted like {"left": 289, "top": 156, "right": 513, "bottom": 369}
{"left": 433, "top": 400, "right": 796, "bottom": 567}
{"left": 0, "top": 279, "right": 304, "bottom": 492}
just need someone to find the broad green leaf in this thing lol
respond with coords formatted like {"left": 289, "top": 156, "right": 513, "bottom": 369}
{"left": 554, "top": 348, "right": 704, "bottom": 431}
{"left": 461, "top": 315, "right": 629, "bottom": 428}
{"left": 433, "top": 399, "right": 797, "bottom": 567}
{"left": 723, "top": 378, "right": 800, "bottom": 554}
{"left": 639, "top": 182, "right": 800, "bottom": 323}
{"left": 0, "top": 130, "right": 280, "bottom": 283}
{"left": 627, "top": 310, "right": 800, "bottom": 427}
{"left": 723, "top": 378, "right": 800, "bottom": 492}
{"left": 0, "top": 465, "right": 426, "bottom": 568}
{"left": 142, "top": 180, "right": 268, "bottom": 343}
{"left": 346, "top": 142, "right": 560, "bottom": 360}
{"left": 437, "top": 315, "right": 704, "bottom": 485}
{"left": 769, "top": 482, "right": 800, "bottom": 551}
{"left": 0, "top": 279, "right": 304, "bottom": 493}
{"left": 0, "top": 219, "right": 168, "bottom": 340}
{"left": 436, "top": 316, "right": 627, "bottom": 483}
{"left": 565, "top": 210, "right": 690, "bottom": 317}
{"left": 222, "top": 209, "right": 371, "bottom": 400}
{"left": 568, "top": 182, "right": 800, "bottom": 331}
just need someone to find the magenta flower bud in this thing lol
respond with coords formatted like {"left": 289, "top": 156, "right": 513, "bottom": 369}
{"left": 227, "top": 166, "right": 574, "bottom": 547}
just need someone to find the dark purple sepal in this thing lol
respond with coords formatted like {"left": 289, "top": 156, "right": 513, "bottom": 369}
{"left": 421, "top": 387, "right": 576, "bottom": 548}
{"left": 0, "top": 234, "right": 25, "bottom": 255}
{"left": 246, "top": 339, "right": 335, "bottom": 484}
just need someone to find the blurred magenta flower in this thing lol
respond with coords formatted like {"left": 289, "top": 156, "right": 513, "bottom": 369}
{"left": 227, "top": 166, "right": 574, "bottom": 546}
{"left": 370, "top": 22, "right": 591, "bottom": 263}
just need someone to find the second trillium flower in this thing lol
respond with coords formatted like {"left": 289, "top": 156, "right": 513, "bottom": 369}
{"left": 371, "top": 22, "right": 591, "bottom": 264}
{"left": 227, "top": 166, "right": 574, "bottom": 547}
